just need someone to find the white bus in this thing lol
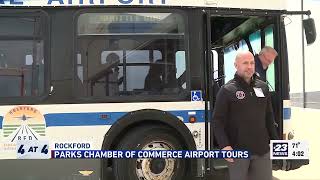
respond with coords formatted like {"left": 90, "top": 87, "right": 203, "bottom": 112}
{"left": 0, "top": 0, "right": 316, "bottom": 179}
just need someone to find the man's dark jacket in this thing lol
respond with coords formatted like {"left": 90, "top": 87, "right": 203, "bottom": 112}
{"left": 213, "top": 74, "right": 279, "bottom": 156}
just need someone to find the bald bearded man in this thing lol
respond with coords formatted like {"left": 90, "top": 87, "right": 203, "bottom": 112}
{"left": 212, "top": 51, "right": 279, "bottom": 180}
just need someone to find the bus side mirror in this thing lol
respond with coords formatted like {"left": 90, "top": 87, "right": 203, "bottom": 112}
{"left": 303, "top": 18, "right": 317, "bottom": 45}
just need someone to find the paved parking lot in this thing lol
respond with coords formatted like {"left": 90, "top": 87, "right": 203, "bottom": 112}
{"left": 272, "top": 107, "right": 320, "bottom": 180}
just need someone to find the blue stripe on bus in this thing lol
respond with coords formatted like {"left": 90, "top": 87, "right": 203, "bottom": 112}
{"left": 44, "top": 110, "right": 205, "bottom": 127}
{"left": 0, "top": 110, "right": 205, "bottom": 129}
{"left": 44, "top": 112, "right": 127, "bottom": 127}
{"left": 0, "top": 116, "right": 2, "bottom": 129}
{"left": 283, "top": 108, "right": 291, "bottom": 120}
{"left": 0, "top": 108, "right": 289, "bottom": 128}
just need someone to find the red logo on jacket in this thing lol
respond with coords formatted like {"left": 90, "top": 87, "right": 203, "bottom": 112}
{"left": 236, "top": 91, "right": 245, "bottom": 99}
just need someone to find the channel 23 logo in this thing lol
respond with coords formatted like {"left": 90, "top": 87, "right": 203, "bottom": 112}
{"left": 272, "top": 142, "right": 288, "bottom": 157}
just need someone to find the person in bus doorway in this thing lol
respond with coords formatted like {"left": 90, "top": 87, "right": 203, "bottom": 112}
{"left": 254, "top": 46, "right": 278, "bottom": 82}
{"left": 212, "top": 51, "right": 279, "bottom": 180}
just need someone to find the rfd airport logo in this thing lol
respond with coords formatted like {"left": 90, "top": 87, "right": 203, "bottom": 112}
{"left": 272, "top": 142, "right": 288, "bottom": 157}
{"left": 2, "top": 106, "right": 46, "bottom": 142}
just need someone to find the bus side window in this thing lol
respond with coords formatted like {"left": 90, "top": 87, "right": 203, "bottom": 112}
{"left": 77, "top": 13, "right": 187, "bottom": 98}
{"left": 249, "top": 30, "right": 262, "bottom": 56}
{"left": 211, "top": 50, "right": 222, "bottom": 95}
{"left": 175, "top": 51, "right": 186, "bottom": 89}
{"left": 264, "top": 26, "right": 276, "bottom": 91}
{"left": 0, "top": 17, "right": 45, "bottom": 98}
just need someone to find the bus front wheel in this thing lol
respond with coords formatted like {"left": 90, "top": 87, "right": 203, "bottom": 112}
{"left": 112, "top": 125, "right": 187, "bottom": 180}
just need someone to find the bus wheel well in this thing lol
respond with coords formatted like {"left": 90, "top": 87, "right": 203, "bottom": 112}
{"left": 101, "top": 109, "right": 198, "bottom": 180}
{"left": 112, "top": 124, "right": 188, "bottom": 180}
{"left": 110, "top": 121, "right": 191, "bottom": 163}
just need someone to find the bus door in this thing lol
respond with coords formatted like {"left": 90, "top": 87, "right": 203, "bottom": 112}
{"left": 206, "top": 9, "right": 284, "bottom": 173}
{"left": 207, "top": 9, "right": 316, "bottom": 174}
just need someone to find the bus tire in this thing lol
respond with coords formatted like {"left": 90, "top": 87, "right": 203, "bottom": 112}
{"left": 112, "top": 125, "right": 187, "bottom": 180}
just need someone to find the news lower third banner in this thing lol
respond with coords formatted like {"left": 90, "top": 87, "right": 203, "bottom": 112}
{"left": 10, "top": 140, "right": 308, "bottom": 159}
{"left": 14, "top": 141, "right": 249, "bottom": 159}
{"left": 51, "top": 150, "right": 249, "bottom": 159}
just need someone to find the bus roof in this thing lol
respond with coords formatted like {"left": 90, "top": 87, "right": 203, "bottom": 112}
{"left": 0, "top": 0, "right": 286, "bottom": 10}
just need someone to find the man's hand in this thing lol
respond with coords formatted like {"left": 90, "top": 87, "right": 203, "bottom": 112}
{"left": 222, "top": 146, "right": 234, "bottom": 163}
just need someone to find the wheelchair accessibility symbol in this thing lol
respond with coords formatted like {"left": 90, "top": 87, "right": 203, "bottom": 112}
{"left": 191, "top": 90, "right": 202, "bottom": 101}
